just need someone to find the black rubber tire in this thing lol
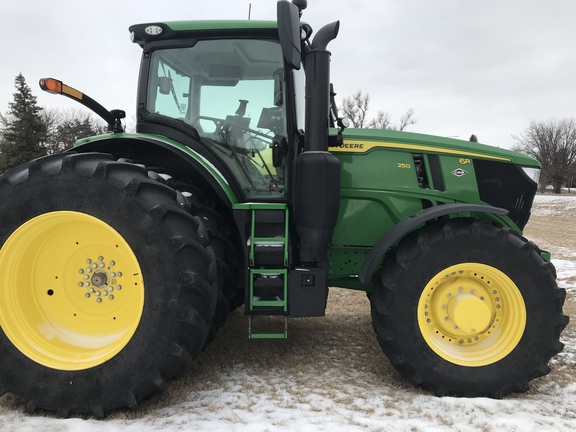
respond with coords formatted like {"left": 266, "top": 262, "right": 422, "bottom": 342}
{"left": 0, "top": 153, "right": 218, "bottom": 417}
{"left": 178, "top": 188, "right": 238, "bottom": 343}
{"left": 370, "top": 218, "right": 568, "bottom": 397}
{"left": 147, "top": 170, "right": 243, "bottom": 340}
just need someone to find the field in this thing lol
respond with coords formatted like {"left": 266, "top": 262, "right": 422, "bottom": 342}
{"left": 1, "top": 194, "right": 575, "bottom": 431}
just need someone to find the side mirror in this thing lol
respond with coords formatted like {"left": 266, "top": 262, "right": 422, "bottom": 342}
{"left": 277, "top": 1, "right": 301, "bottom": 70}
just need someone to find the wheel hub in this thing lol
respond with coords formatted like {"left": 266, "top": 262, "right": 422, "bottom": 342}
{"left": 448, "top": 293, "right": 491, "bottom": 334}
{"left": 79, "top": 257, "right": 124, "bottom": 302}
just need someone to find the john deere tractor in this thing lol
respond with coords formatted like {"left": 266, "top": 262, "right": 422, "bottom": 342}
{"left": 0, "top": 0, "right": 568, "bottom": 417}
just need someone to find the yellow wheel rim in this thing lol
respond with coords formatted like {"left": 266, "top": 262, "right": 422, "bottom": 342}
{"left": 417, "top": 263, "right": 526, "bottom": 367}
{"left": 0, "top": 211, "right": 144, "bottom": 370}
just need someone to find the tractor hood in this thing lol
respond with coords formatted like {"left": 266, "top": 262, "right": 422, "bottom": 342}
{"left": 331, "top": 128, "right": 539, "bottom": 168}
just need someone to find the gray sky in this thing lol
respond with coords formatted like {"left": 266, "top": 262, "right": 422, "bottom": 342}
{"left": 1, "top": 0, "right": 575, "bottom": 148}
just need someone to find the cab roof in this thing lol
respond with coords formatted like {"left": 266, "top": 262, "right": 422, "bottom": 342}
{"left": 130, "top": 20, "right": 278, "bottom": 47}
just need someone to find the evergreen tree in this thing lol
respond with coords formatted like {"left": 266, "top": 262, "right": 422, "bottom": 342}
{"left": 0, "top": 74, "right": 47, "bottom": 171}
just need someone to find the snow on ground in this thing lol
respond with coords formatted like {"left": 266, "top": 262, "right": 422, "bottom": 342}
{"left": 531, "top": 193, "right": 576, "bottom": 217}
{"left": 1, "top": 195, "right": 575, "bottom": 431}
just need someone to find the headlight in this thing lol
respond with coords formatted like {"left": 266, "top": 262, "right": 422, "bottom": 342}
{"left": 521, "top": 167, "right": 541, "bottom": 185}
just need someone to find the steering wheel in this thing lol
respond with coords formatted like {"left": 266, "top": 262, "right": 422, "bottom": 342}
{"left": 196, "top": 116, "right": 271, "bottom": 149}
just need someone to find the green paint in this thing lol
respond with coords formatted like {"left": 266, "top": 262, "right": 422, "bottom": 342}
{"left": 164, "top": 20, "right": 278, "bottom": 32}
{"left": 75, "top": 132, "right": 238, "bottom": 205}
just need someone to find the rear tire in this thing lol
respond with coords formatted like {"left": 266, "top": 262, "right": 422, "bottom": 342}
{"left": 0, "top": 153, "right": 218, "bottom": 417}
{"left": 147, "top": 171, "right": 243, "bottom": 343}
{"left": 371, "top": 218, "right": 568, "bottom": 397}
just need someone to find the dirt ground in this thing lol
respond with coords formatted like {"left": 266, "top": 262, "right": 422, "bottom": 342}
{"left": 523, "top": 194, "right": 576, "bottom": 262}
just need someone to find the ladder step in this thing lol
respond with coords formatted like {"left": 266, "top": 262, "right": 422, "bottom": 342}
{"left": 250, "top": 333, "right": 286, "bottom": 339}
{"left": 248, "top": 315, "right": 288, "bottom": 339}
{"left": 251, "top": 300, "right": 286, "bottom": 307}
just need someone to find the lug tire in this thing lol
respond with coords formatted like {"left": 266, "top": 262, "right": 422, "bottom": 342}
{"left": 371, "top": 218, "right": 568, "bottom": 397}
{"left": 148, "top": 171, "right": 243, "bottom": 343}
{"left": 0, "top": 153, "right": 218, "bottom": 417}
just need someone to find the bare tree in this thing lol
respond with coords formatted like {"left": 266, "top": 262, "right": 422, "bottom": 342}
{"left": 369, "top": 110, "right": 392, "bottom": 129}
{"left": 514, "top": 118, "right": 576, "bottom": 194}
{"left": 397, "top": 108, "right": 417, "bottom": 131}
{"left": 341, "top": 90, "right": 371, "bottom": 128}
{"left": 340, "top": 90, "right": 417, "bottom": 131}
{"left": 43, "top": 108, "right": 107, "bottom": 154}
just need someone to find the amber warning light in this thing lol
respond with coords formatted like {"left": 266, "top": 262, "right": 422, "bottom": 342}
{"left": 39, "top": 78, "right": 83, "bottom": 101}
{"left": 39, "top": 78, "right": 62, "bottom": 94}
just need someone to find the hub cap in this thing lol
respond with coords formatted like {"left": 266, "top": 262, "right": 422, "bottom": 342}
{"left": 0, "top": 211, "right": 144, "bottom": 370}
{"left": 417, "top": 263, "right": 526, "bottom": 366}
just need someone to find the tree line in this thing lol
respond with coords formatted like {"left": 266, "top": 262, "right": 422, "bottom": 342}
{"left": 513, "top": 119, "right": 576, "bottom": 194}
{"left": 0, "top": 74, "right": 106, "bottom": 173}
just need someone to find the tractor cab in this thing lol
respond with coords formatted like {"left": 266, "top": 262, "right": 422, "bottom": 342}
{"left": 136, "top": 35, "right": 291, "bottom": 200}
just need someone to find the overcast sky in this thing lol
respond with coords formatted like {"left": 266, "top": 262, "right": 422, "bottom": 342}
{"left": 1, "top": 0, "right": 575, "bottom": 149}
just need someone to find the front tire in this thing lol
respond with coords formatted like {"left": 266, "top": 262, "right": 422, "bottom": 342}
{"left": 0, "top": 153, "right": 218, "bottom": 417}
{"left": 371, "top": 218, "right": 568, "bottom": 397}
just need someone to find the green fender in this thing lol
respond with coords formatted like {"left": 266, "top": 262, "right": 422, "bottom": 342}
{"left": 358, "top": 204, "right": 509, "bottom": 284}
{"left": 73, "top": 132, "right": 239, "bottom": 207}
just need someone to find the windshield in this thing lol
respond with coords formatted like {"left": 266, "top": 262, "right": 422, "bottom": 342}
{"left": 146, "top": 39, "right": 287, "bottom": 199}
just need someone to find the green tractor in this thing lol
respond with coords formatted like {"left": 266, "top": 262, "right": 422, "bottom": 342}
{"left": 0, "top": 0, "right": 568, "bottom": 417}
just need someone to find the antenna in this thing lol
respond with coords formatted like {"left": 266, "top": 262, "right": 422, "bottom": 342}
{"left": 248, "top": 3, "right": 252, "bottom": 20}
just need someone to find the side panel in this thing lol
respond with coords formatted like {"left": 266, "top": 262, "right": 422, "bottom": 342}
{"left": 330, "top": 147, "right": 483, "bottom": 248}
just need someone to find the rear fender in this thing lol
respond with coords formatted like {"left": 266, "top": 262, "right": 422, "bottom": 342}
{"left": 72, "top": 133, "right": 238, "bottom": 207}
